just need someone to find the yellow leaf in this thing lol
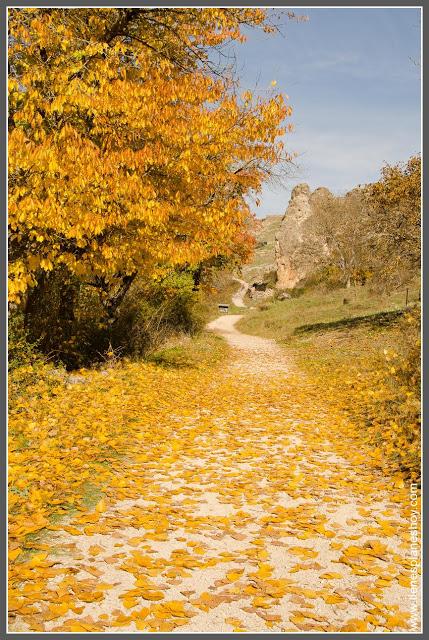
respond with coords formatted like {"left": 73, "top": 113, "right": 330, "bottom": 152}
{"left": 320, "top": 572, "right": 343, "bottom": 580}
{"left": 28, "top": 552, "right": 48, "bottom": 567}
{"left": 123, "top": 598, "right": 138, "bottom": 609}
{"left": 324, "top": 593, "right": 345, "bottom": 604}
{"left": 95, "top": 498, "right": 106, "bottom": 513}
{"left": 384, "top": 613, "right": 410, "bottom": 630}
{"left": 254, "top": 562, "right": 273, "bottom": 578}
{"left": 289, "top": 547, "right": 318, "bottom": 559}
{"left": 8, "top": 548, "right": 22, "bottom": 561}
{"left": 226, "top": 570, "right": 244, "bottom": 582}
{"left": 252, "top": 597, "right": 271, "bottom": 608}
{"left": 63, "top": 526, "right": 82, "bottom": 535}
{"left": 88, "top": 544, "right": 103, "bottom": 556}
{"left": 341, "top": 619, "right": 369, "bottom": 632}
{"left": 135, "top": 620, "right": 148, "bottom": 630}
{"left": 141, "top": 590, "right": 165, "bottom": 601}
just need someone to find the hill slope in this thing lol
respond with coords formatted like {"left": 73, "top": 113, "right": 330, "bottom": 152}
{"left": 242, "top": 215, "right": 282, "bottom": 284}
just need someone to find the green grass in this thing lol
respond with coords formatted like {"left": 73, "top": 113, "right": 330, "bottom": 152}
{"left": 237, "top": 283, "right": 420, "bottom": 344}
{"left": 227, "top": 303, "right": 249, "bottom": 315}
{"left": 148, "top": 330, "right": 229, "bottom": 369}
{"left": 80, "top": 481, "right": 104, "bottom": 511}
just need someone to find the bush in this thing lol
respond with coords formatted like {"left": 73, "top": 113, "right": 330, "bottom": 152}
{"left": 257, "top": 302, "right": 270, "bottom": 311}
{"left": 8, "top": 310, "right": 45, "bottom": 372}
{"left": 387, "top": 304, "right": 421, "bottom": 392}
{"left": 8, "top": 309, "right": 66, "bottom": 404}
{"left": 13, "top": 269, "right": 206, "bottom": 370}
{"left": 110, "top": 272, "right": 205, "bottom": 359}
{"left": 299, "top": 266, "right": 349, "bottom": 293}
{"left": 262, "top": 269, "right": 277, "bottom": 288}
{"left": 356, "top": 305, "right": 421, "bottom": 478}
{"left": 289, "top": 301, "right": 420, "bottom": 480}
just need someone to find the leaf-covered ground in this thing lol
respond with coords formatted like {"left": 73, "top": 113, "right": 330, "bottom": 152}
{"left": 9, "top": 318, "right": 420, "bottom": 632}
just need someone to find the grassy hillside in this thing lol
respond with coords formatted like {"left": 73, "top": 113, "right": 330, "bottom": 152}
{"left": 200, "top": 274, "right": 246, "bottom": 321}
{"left": 238, "top": 281, "right": 421, "bottom": 480}
{"left": 238, "top": 283, "right": 419, "bottom": 343}
{"left": 242, "top": 215, "right": 283, "bottom": 284}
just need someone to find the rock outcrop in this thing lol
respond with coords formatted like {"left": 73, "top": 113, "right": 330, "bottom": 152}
{"left": 275, "top": 183, "right": 331, "bottom": 289}
{"left": 247, "top": 281, "right": 275, "bottom": 302}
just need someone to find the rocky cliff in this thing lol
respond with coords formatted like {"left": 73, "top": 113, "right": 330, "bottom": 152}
{"left": 275, "top": 183, "right": 331, "bottom": 289}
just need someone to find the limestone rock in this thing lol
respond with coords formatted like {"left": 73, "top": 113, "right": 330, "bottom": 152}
{"left": 277, "top": 291, "right": 291, "bottom": 300}
{"left": 275, "top": 183, "right": 331, "bottom": 289}
{"left": 248, "top": 284, "right": 274, "bottom": 301}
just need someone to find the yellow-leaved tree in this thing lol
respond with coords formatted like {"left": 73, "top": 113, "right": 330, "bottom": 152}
{"left": 9, "top": 8, "right": 292, "bottom": 331}
{"left": 365, "top": 154, "right": 421, "bottom": 289}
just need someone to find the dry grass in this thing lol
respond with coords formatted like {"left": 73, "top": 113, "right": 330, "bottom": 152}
{"left": 242, "top": 215, "right": 282, "bottom": 282}
{"left": 237, "top": 283, "right": 420, "bottom": 344}
{"left": 201, "top": 275, "right": 246, "bottom": 321}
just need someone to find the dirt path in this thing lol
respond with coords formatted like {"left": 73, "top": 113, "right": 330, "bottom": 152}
{"left": 10, "top": 318, "right": 418, "bottom": 633}
{"left": 231, "top": 278, "right": 249, "bottom": 308}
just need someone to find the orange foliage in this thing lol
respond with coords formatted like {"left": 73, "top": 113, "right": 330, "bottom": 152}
{"left": 8, "top": 8, "right": 291, "bottom": 302}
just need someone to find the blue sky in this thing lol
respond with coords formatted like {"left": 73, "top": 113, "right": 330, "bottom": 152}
{"left": 231, "top": 8, "right": 421, "bottom": 217}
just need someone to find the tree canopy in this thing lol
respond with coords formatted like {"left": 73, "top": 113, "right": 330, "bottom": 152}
{"left": 8, "top": 8, "right": 292, "bottom": 305}
{"left": 365, "top": 154, "right": 421, "bottom": 288}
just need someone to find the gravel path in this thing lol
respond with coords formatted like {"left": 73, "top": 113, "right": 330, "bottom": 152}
{"left": 10, "top": 317, "right": 419, "bottom": 633}
{"left": 231, "top": 278, "right": 249, "bottom": 308}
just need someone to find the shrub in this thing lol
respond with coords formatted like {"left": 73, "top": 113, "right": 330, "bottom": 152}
{"left": 387, "top": 304, "right": 421, "bottom": 392}
{"left": 8, "top": 309, "right": 66, "bottom": 404}
{"left": 355, "top": 305, "right": 421, "bottom": 479}
{"left": 337, "top": 306, "right": 419, "bottom": 478}
{"left": 378, "top": 305, "right": 421, "bottom": 474}
{"left": 13, "top": 269, "right": 206, "bottom": 370}
{"left": 8, "top": 310, "right": 41, "bottom": 373}
{"left": 262, "top": 269, "right": 278, "bottom": 288}
{"left": 98, "top": 271, "right": 205, "bottom": 362}
{"left": 300, "top": 266, "right": 349, "bottom": 293}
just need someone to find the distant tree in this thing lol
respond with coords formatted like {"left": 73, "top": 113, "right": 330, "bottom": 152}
{"left": 365, "top": 154, "right": 421, "bottom": 289}
{"left": 297, "top": 155, "right": 421, "bottom": 292}
{"left": 301, "top": 189, "right": 370, "bottom": 288}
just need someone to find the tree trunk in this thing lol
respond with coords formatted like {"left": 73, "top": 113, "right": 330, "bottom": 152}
{"left": 24, "top": 270, "right": 49, "bottom": 343}
{"left": 58, "top": 277, "right": 78, "bottom": 341}
{"left": 101, "top": 272, "right": 138, "bottom": 323}
{"left": 192, "top": 265, "right": 203, "bottom": 291}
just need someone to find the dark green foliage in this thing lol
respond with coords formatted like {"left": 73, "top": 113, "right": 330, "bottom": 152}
{"left": 15, "top": 268, "right": 205, "bottom": 370}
